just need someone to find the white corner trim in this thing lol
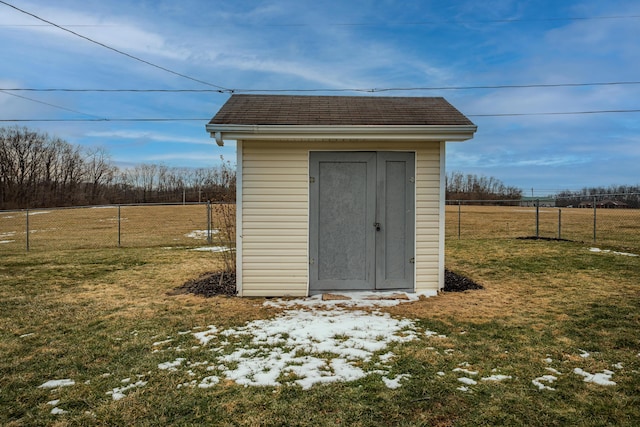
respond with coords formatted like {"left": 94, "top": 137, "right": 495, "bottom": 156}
{"left": 438, "top": 141, "right": 446, "bottom": 290}
{"left": 235, "top": 140, "right": 243, "bottom": 297}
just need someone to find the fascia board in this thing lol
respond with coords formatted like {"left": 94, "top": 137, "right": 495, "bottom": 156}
{"left": 206, "top": 124, "right": 477, "bottom": 145}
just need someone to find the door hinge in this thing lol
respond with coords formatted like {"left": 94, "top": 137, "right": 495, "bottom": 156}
{"left": 409, "top": 177, "right": 415, "bottom": 183}
{"left": 309, "top": 176, "right": 315, "bottom": 183}
{"left": 409, "top": 257, "right": 415, "bottom": 264}
{"left": 309, "top": 258, "right": 315, "bottom": 265}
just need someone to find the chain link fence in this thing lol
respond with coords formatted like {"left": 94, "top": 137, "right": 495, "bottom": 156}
{"left": 446, "top": 195, "right": 640, "bottom": 252}
{"left": 0, "top": 202, "right": 235, "bottom": 252}
{"left": 2, "top": 196, "right": 638, "bottom": 253}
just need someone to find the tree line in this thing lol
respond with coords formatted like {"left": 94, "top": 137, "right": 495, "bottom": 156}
{"left": 0, "top": 126, "right": 235, "bottom": 210}
{"left": 555, "top": 186, "right": 640, "bottom": 208}
{"left": 446, "top": 171, "right": 522, "bottom": 201}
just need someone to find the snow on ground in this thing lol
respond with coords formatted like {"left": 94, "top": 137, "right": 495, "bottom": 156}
{"left": 106, "top": 380, "right": 148, "bottom": 401}
{"left": 589, "top": 247, "right": 638, "bottom": 257}
{"left": 38, "top": 379, "right": 75, "bottom": 389}
{"left": 573, "top": 368, "right": 616, "bottom": 386}
{"left": 185, "top": 229, "right": 220, "bottom": 240}
{"left": 263, "top": 291, "right": 437, "bottom": 309}
{"left": 191, "top": 246, "right": 231, "bottom": 252}
{"left": 191, "top": 308, "right": 419, "bottom": 389}
{"left": 532, "top": 375, "right": 557, "bottom": 391}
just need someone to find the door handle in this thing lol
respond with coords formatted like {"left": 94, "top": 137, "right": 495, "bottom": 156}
{"left": 374, "top": 222, "right": 381, "bottom": 231}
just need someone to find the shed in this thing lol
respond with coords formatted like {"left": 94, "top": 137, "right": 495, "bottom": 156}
{"left": 205, "top": 95, "right": 476, "bottom": 297}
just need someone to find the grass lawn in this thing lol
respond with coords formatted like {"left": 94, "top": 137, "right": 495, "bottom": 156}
{"left": 1, "top": 239, "right": 639, "bottom": 426}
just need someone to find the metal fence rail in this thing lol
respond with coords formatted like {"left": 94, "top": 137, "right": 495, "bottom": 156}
{"left": 1, "top": 197, "right": 638, "bottom": 253}
{"left": 0, "top": 202, "right": 235, "bottom": 252}
{"left": 446, "top": 197, "right": 640, "bottom": 251}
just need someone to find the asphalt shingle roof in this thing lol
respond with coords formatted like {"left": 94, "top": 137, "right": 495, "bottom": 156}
{"left": 209, "top": 95, "right": 474, "bottom": 126}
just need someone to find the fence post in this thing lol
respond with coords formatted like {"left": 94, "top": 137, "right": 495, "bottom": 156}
{"left": 593, "top": 196, "right": 597, "bottom": 243}
{"left": 535, "top": 199, "right": 540, "bottom": 239}
{"left": 558, "top": 208, "right": 562, "bottom": 240}
{"left": 118, "top": 205, "right": 121, "bottom": 247}
{"left": 26, "top": 208, "right": 30, "bottom": 252}
{"left": 457, "top": 200, "right": 461, "bottom": 240}
{"left": 207, "top": 201, "right": 212, "bottom": 244}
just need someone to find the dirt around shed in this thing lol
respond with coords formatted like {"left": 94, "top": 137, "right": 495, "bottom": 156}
{"left": 171, "top": 269, "right": 482, "bottom": 298}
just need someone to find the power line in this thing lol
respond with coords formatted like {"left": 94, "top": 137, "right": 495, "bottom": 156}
{"left": 2, "top": 14, "right": 639, "bottom": 29}
{"left": 467, "top": 109, "right": 640, "bottom": 117}
{"left": 2, "top": 109, "right": 640, "bottom": 123}
{"left": 3, "top": 80, "right": 640, "bottom": 94}
{"left": 0, "top": 90, "right": 103, "bottom": 119}
{"left": 0, "top": 118, "right": 209, "bottom": 122}
{"left": 0, "top": 0, "right": 230, "bottom": 92}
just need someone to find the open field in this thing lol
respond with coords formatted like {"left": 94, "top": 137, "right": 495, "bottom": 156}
{"left": 446, "top": 204, "right": 640, "bottom": 252}
{"left": 0, "top": 203, "right": 235, "bottom": 252}
{"left": 2, "top": 203, "right": 637, "bottom": 253}
{"left": 1, "top": 234, "right": 639, "bottom": 425}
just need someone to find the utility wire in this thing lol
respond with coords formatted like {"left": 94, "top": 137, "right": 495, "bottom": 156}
{"left": 467, "top": 109, "right": 640, "bottom": 117}
{"left": 0, "top": 0, "right": 230, "bottom": 92}
{"left": 2, "top": 109, "right": 640, "bottom": 122}
{"left": 1, "top": 14, "right": 639, "bottom": 28}
{"left": 3, "top": 80, "right": 640, "bottom": 94}
{"left": 0, "top": 90, "right": 104, "bottom": 119}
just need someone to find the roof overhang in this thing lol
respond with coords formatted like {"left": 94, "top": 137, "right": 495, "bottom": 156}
{"left": 206, "top": 124, "right": 477, "bottom": 146}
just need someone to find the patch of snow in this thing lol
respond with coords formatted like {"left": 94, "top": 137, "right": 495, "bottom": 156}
{"left": 579, "top": 349, "right": 590, "bottom": 358}
{"left": 453, "top": 368, "right": 478, "bottom": 376}
{"left": 481, "top": 374, "right": 512, "bottom": 382}
{"left": 192, "top": 308, "right": 418, "bottom": 389}
{"left": 456, "top": 386, "right": 470, "bottom": 392}
{"left": 46, "top": 399, "right": 60, "bottom": 406}
{"left": 158, "top": 358, "right": 186, "bottom": 371}
{"left": 106, "top": 380, "right": 148, "bottom": 400}
{"left": 378, "top": 352, "right": 394, "bottom": 362}
{"left": 612, "top": 362, "right": 623, "bottom": 369}
{"left": 191, "top": 246, "right": 232, "bottom": 252}
{"left": 38, "top": 379, "right": 75, "bottom": 389}
{"left": 382, "top": 374, "right": 411, "bottom": 389}
{"left": 198, "top": 376, "right": 220, "bottom": 388}
{"left": 0, "top": 240, "right": 15, "bottom": 244}
{"left": 185, "top": 229, "right": 220, "bottom": 240}
{"left": 532, "top": 375, "right": 557, "bottom": 391}
{"left": 545, "top": 367, "right": 562, "bottom": 375}
{"left": 193, "top": 325, "right": 218, "bottom": 345}
{"left": 152, "top": 339, "right": 173, "bottom": 346}
{"left": 50, "top": 407, "right": 68, "bottom": 415}
{"left": 543, "top": 357, "right": 553, "bottom": 363}
{"left": 425, "top": 330, "right": 447, "bottom": 338}
{"left": 263, "top": 291, "right": 436, "bottom": 309}
{"left": 457, "top": 377, "right": 477, "bottom": 385}
{"left": 589, "top": 247, "right": 638, "bottom": 257}
{"left": 436, "top": 371, "right": 445, "bottom": 377}
{"left": 19, "top": 333, "right": 35, "bottom": 338}
{"left": 573, "top": 368, "right": 616, "bottom": 386}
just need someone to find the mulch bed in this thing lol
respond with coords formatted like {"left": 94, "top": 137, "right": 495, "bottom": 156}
{"left": 171, "top": 269, "right": 482, "bottom": 297}
{"left": 517, "top": 236, "right": 573, "bottom": 242}
{"left": 443, "top": 269, "right": 484, "bottom": 292}
{"left": 168, "top": 271, "right": 237, "bottom": 297}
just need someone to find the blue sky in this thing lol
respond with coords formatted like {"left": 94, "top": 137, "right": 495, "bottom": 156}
{"left": 1, "top": 0, "right": 639, "bottom": 195}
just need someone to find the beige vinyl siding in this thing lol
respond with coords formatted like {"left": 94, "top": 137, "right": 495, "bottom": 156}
{"left": 240, "top": 141, "right": 309, "bottom": 296}
{"left": 239, "top": 140, "right": 443, "bottom": 296}
{"left": 415, "top": 143, "right": 442, "bottom": 292}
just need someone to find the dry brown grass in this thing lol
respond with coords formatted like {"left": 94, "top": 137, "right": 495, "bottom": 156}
{"left": 445, "top": 204, "right": 640, "bottom": 250}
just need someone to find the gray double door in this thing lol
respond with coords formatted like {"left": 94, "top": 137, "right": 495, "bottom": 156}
{"left": 309, "top": 151, "right": 415, "bottom": 293}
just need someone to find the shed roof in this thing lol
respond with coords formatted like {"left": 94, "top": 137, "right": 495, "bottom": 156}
{"left": 209, "top": 94, "right": 475, "bottom": 126}
{"left": 206, "top": 94, "right": 477, "bottom": 145}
